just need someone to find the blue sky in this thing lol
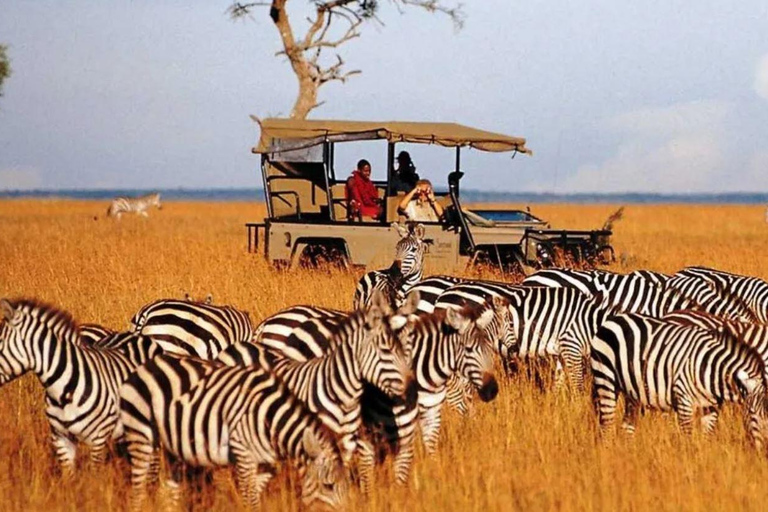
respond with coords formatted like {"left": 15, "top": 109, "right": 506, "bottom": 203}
{"left": 0, "top": 1, "right": 767, "bottom": 193}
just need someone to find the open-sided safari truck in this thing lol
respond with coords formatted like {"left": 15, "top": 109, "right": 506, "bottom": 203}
{"left": 246, "top": 118, "right": 613, "bottom": 272}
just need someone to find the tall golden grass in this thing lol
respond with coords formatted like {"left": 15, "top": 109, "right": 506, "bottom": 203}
{"left": 0, "top": 199, "right": 767, "bottom": 511}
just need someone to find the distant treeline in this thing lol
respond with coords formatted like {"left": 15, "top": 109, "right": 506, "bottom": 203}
{"left": 1, "top": 188, "right": 767, "bottom": 204}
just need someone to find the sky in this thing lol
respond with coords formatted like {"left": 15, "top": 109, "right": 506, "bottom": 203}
{"left": 0, "top": 0, "right": 767, "bottom": 193}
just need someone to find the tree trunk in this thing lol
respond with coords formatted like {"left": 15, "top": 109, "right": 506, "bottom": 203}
{"left": 270, "top": 0, "right": 318, "bottom": 119}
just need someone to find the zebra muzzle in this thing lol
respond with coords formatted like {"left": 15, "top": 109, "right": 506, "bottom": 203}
{"left": 478, "top": 375, "right": 499, "bottom": 402}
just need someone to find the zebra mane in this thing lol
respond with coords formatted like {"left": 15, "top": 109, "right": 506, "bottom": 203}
{"left": 715, "top": 322, "right": 766, "bottom": 372}
{"left": 3, "top": 298, "right": 80, "bottom": 341}
{"left": 702, "top": 277, "right": 759, "bottom": 323}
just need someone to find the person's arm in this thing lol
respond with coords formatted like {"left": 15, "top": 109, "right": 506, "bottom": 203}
{"left": 427, "top": 189, "right": 444, "bottom": 218}
{"left": 398, "top": 188, "right": 418, "bottom": 214}
{"left": 348, "top": 175, "right": 365, "bottom": 205}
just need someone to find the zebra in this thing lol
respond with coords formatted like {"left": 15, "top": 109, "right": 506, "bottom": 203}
{"left": 436, "top": 281, "right": 615, "bottom": 393}
{"left": 524, "top": 267, "right": 755, "bottom": 321}
{"left": 353, "top": 222, "right": 427, "bottom": 309}
{"left": 119, "top": 353, "right": 348, "bottom": 510}
{"left": 363, "top": 299, "right": 500, "bottom": 484}
{"left": 405, "top": 275, "right": 468, "bottom": 313}
{"left": 222, "top": 290, "right": 414, "bottom": 493}
{"left": 672, "top": 266, "right": 768, "bottom": 322}
{"left": 130, "top": 297, "right": 253, "bottom": 359}
{"left": 0, "top": 298, "right": 162, "bottom": 475}
{"left": 106, "top": 192, "right": 162, "bottom": 219}
{"left": 248, "top": 293, "right": 500, "bottom": 484}
{"left": 591, "top": 313, "right": 768, "bottom": 447}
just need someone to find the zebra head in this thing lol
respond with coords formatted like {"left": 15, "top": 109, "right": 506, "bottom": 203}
{"left": 150, "top": 192, "right": 162, "bottom": 210}
{"left": 298, "top": 428, "right": 349, "bottom": 509}
{"left": 392, "top": 222, "right": 427, "bottom": 285}
{"left": 735, "top": 369, "right": 768, "bottom": 454}
{"left": 0, "top": 299, "right": 75, "bottom": 385}
{"left": 352, "top": 290, "right": 414, "bottom": 400}
{"left": 444, "top": 301, "right": 499, "bottom": 403}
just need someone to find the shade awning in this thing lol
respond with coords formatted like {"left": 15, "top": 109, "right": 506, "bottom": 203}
{"left": 253, "top": 118, "right": 531, "bottom": 155}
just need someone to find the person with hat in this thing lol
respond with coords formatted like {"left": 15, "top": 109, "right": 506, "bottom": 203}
{"left": 391, "top": 151, "right": 420, "bottom": 193}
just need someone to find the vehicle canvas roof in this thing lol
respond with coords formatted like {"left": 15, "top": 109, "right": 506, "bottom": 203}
{"left": 252, "top": 117, "right": 531, "bottom": 155}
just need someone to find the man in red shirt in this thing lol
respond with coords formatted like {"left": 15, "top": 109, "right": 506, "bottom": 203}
{"left": 346, "top": 159, "right": 382, "bottom": 220}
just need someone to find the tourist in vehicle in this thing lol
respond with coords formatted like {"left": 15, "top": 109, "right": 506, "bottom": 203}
{"left": 391, "top": 151, "right": 420, "bottom": 193}
{"left": 346, "top": 159, "right": 382, "bottom": 220}
{"left": 398, "top": 179, "right": 444, "bottom": 222}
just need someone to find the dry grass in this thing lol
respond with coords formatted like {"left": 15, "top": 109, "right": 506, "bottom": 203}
{"left": 0, "top": 199, "right": 767, "bottom": 511}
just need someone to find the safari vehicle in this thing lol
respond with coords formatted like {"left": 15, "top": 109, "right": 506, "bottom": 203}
{"left": 246, "top": 118, "right": 613, "bottom": 272}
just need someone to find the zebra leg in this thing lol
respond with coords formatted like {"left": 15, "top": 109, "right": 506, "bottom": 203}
{"left": 392, "top": 402, "right": 419, "bottom": 485}
{"left": 88, "top": 436, "right": 110, "bottom": 465}
{"left": 126, "top": 441, "right": 158, "bottom": 512}
{"left": 355, "top": 438, "right": 375, "bottom": 494}
{"left": 553, "top": 358, "right": 567, "bottom": 393}
{"left": 50, "top": 431, "right": 77, "bottom": 478}
{"left": 140, "top": 210, "right": 149, "bottom": 218}
{"left": 159, "top": 457, "right": 186, "bottom": 511}
{"left": 592, "top": 377, "right": 618, "bottom": 435}
{"left": 700, "top": 407, "right": 720, "bottom": 435}
{"left": 672, "top": 387, "right": 696, "bottom": 435}
{"left": 561, "top": 347, "right": 587, "bottom": 393}
{"left": 621, "top": 401, "right": 639, "bottom": 435}
{"left": 419, "top": 402, "right": 444, "bottom": 455}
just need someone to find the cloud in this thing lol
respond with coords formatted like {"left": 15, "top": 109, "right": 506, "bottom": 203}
{"left": 0, "top": 167, "right": 42, "bottom": 190}
{"left": 561, "top": 100, "right": 732, "bottom": 193}
{"left": 755, "top": 54, "right": 768, "bottom": 101}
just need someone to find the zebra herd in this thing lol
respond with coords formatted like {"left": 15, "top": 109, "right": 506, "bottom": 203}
{"left": 2, "top": 221, "right": 768, "bottom": 509}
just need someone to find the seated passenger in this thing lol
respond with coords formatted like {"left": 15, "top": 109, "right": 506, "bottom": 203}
{"left": 391, "top": 151, "right": 420, "bottom": 193}
{"left": 397, "top": 179, "right": 444, "bottom": 222}
{"left": 347, "top": 159, "right": 382, "bottom": 220}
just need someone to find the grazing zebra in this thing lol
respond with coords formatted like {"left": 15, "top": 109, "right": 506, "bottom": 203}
{"left": 672, "top": 266, "right": 768, "bottom": 322}
{"left": 106, "top": 192, "right": 162, "bottom": 219}
{"left": 353, "top": 222, "right": 427, "bottom": 309}
{"left": 0, "top": 299, "right": 162, "bottom": 475}
{"left": 119, "top": 353, "right": 348, "bottom": 510}
{"left": 590, "top": 313, "right": 768, "bottom": 447}
{"left": 436, "top": 281, "right": 613, "bottom": 392}
{"left": 524, "top": 267, "right": 754, "bottom": 321}
{"left": 225, "top": 290, "right": 414, "bottom": 493}
{"left": 364, "top": 299, "right": 500, "bottom": 483}
{"left": 249, "top": 294, "right": 499, "bottom": 484}
{"left": 130, "top": 297, "right": 253, "bottom": 359}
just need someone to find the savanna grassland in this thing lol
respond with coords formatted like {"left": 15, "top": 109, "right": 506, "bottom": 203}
{"left": 1, "top": 199, "right": 767, "bottom": 511}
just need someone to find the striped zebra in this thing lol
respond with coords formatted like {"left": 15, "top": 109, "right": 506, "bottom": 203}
{"left": 223, "top": 290, "right": 414, "bottom": 493}
{"left": 0, "top": 298, "right": 162, "bottom": 475}
{"left": 672, "top": 266, "right": 768, "bottom": 322}
{"left": 405, "top": 275, "right": 468, "bottom": 313}
{"left": 353, "top": 222, "right": 427, "bottom": 309}
{"left": 590, "top": 312, "right": 768, "bottom": 447}
{"left": 119, "top": 353, "right": 348, "bottom": 510}
{"left": 524, "top": 267, "right": 755, "bottom": 321}
{"left": 363, "top": 299, "right": 500, "bottom": 483}
{"left": 106, "top": 192, "right": 162, "bottom": 219}
{"left": 248, "top": 294, "right": 500, "bottom": 484}
{"left": 130, "top": 297, "right": 253, "bottom": 358}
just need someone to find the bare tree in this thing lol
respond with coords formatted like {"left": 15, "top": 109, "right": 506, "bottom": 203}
{"left": 229, "top": 1, "right": 464, "bottom": 119}
{"left": 0, "top": 45, "right": 10, "bottom": 100}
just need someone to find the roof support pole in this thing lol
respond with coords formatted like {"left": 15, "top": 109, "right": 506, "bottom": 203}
{"left": 261, "top": 154, "right": 273, "bottom": 219}
{"left": 387, "top": 142, "right": 395, "bottom": 197}
{"left": 322, "top": 141, "right": 335, "bottom": 221}
{"left": 454, "top": 146, "right": 461, "bottom": 196}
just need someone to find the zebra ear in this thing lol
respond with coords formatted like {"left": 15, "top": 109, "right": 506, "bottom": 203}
{"left": 1, "top": 299, "right": 14, "bottom": 322}
{"left": 392, "top": 222, "right": 409, "bottom": 239}
{"left": 412, "top": 223, "right": 426, "bottom": 240}
{"left": 389, "top": 315, "right": 409, "bottom": 331}
{"left": 184, "top": 293, "right": 192, "bottom": 301}
{"left": 302, "top": 429, "right": 323, "bottom": 459}
{"left": 397, "top": 290, "right": 420, "bottom": 316}
{"left": 491, "top": 296, "right": 508, "bottom": 313}
{"left": 735, "top": 369, "right": 759, "bottom": 395}
{"left": 445, "top": 307, "right": 471, "bottom": 334}
{"left": 205, "top": 294, "right": 213, "bottom": 305}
